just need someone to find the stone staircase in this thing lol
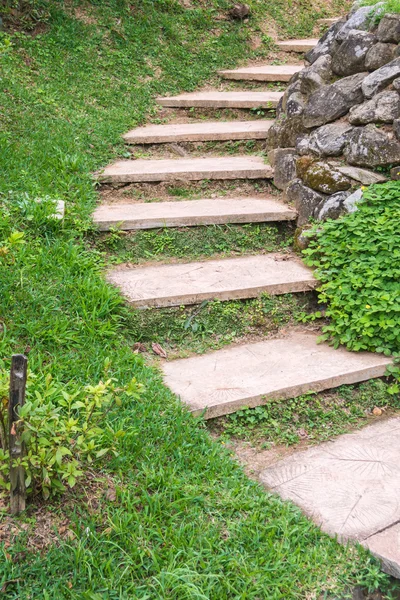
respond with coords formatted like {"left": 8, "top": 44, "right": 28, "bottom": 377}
{"left": 94, "top": 26, "right": 399, "bottom": 577}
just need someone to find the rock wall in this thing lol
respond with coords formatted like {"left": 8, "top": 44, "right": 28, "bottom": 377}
{"left": 268, "top": 5, "right": 400, "bottom": 226}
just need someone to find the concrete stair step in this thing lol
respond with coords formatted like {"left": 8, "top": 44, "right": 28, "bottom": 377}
{"left": 317, "top": 17, "right": 340, "bottom": 28}
{"left": 93, "top": 197, "right": 296, "bottom": 231}
{"left": 107, "top": 253, "right": 316, "bottom": 308}
{"left": 157, "top": 91, "right": 283, "bottom": 109}
{"left": 259, "top": 413, "right": 399, "bottom": 577}
{"left": 219, "top": 64, "right": 302, "bottom": 82}
{"left": 123, "top": 120, "right": 274, "bottom": 144}
{"left": 162, "top": 330, "right": 391, "bottom": 418}
{"left": 99, "top": 156, "right": 273, "bottom": 183}
{"left": 277, "top": 39, "right": 318, "bottom": 52}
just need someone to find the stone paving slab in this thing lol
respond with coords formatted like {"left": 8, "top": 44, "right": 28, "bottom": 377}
{"left": 260, "top": 416, "right": 399, "bottom": 562}
{"left": 161, "top": 331, "right": 391, "bottom": 418}
{"left": 218, "top": 65, "right": 303, "bottom": 82}
{"left": 156, "top": 91, "right": 283, "bottom": 109}
{"left": 277, "top": 39, "right": 318, "bottom": 52}
{"left": 107, "top": 254, "right": 316, "bottom": 308}
{"left": 123, "top": 120, "right": 274, "bottom": 144}
{"left": 99, "top": 156, "right": 273, "bottom": 183}
{"left": 93, "top": 197, "right": 296, "bottom": 231}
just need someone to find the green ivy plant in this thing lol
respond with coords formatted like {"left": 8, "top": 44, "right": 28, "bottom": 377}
{"left": 303, "top": 181, "right": 400, "bottom": 356}
{"left": 0, "top": 361, "right": 144, "bottom": 499}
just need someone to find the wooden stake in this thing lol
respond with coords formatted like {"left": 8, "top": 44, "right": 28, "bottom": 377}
{"left": 9, "top": 354, "right": 28, "bottom": 515}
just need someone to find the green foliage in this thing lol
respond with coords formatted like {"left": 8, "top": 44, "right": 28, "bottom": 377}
{"left": 360, "top": 0, "right": 400, "bottom": 17}
{"left": 303, "top": 182, "right": 400, "bottom": 355}
{"left": 0, "top": 362, "right": 143, "bottom": 498}
{"left": 216, "top": 379, "right": 400, "bottom": 446}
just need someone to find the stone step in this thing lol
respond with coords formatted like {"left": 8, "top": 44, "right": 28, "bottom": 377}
{"left": 93, "top": 197, "right": 296, "bottom": 231}
{"left": 107, "top": 254, "right": 316, "bottom": 308}
{"left": 259, "top": 414, "right": 398, "bottom": 577}
{"left": 162, "top": 331, "right": 391, "bottom": 418}
{"left": 123, "top": 120, "right": 274, "bottom": 144}
{"left": 157, "top": 91, "right": 283, "bottom": 109}
{"left": 277, "top": 39, "right": 318, "bottom": 53}
{"left": 316, "top": 17, "right": 340, "bottom": 28}
{"left": 99, "top": 156, "right": 273, "bottom": 183}
{"left": 219, "top": 64, "right": 303, "bottom": 82}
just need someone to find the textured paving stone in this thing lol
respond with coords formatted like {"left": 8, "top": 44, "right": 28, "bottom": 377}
{"left": 260, "top": 416, "right": 399, "bottom": 547}
{"left": 93, "top": 197, "right": 296, "bottom": 231}
{"left": 156, "top": 91, "right": 283, "bottom": 109}
{"left": 219, "top": 65, "right": 302, "bottom": 82}
{"left": 366, "top": 522, "right": 400, "bottom": 578}
{"left": 277, "top": 39, "right": 319, "bottom": 52}
{"left": 107, "top": 254, "right": 316, "bottom": 308}
{"left": 123, "top": 120, "right": 274, "bottom": 144}
{"left": 99, "top": 156, "right": 273, "bottom": 183}
{"left": 161, "top": 331, "right": 390, "bottom": 418}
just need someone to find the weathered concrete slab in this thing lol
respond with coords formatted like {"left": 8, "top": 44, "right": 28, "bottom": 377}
{"left": 107, "top": 254, "right": 316, "bottom": 308}
{"left": 123, "top": 120, "right": 274, "bottom": 144}
{"left": 366, "top": 522, "right": 400, "bottom": 578}
{"left": 260, "top": 416, "right": 399, "bottom": 548}
{"left": 99, "top": 156, "right": 273, "bottom": 183}
{"left": 277, "top": 39, "right": 319, "bottom": 52}
{"left": 317, "top": 17, "right": 341, "bottom": 28}
{"left": 219, "top": 65, "right": 303, "bottom": 82}
{"left": 161, "top": 331, "right": 390, "bottom": 418}
{"left": 93, "top": 197, "right": 296, "bottom": 231}
{"left": 157, "top": 91, "right": 283, "bottom": 109}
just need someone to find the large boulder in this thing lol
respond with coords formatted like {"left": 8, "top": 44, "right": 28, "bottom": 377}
{"left": 314, "top": 190, "right": 352, "bottom": 220}
{"left": 267, "top": 114, "right": 307, "bottom": 149}
{"left": 335, "top": 5, "right": 382, "bottom": 41}
{"left": 331, "top": 30, "right": 376, "bottom": 76}
{"left": 297, "top": 158, "right": 352, "bottom": 194}
{"left": 348, "top": 90, "right": 400, "bottom": 124}
{"left": 365, "top": 42, "right": 398, "bottom": 70}
{"left": 273, "top": 148, "right": 298, "bottom": 190}
{"left": 305, "top": 20, "right": 345, "bottom": 64}
{"left": 307, "top": 122, "right": 354, "bottom": 156}
{"left": 362, "top": 57, "right": 400, "bottom": 97}
{"left": 335, "top": 165, "right": 387, "bottom": 184}
{"left": 286, "top": 179, "right": 327, "bottom": 225}
{"left": 303, "top": 72, "right": 366, "bottom": 128}
{"left": 344, "top": 124, "right": 400, "bottom": 166}
{"left": 376, "top": 13, "right": 400, "bottom": 43}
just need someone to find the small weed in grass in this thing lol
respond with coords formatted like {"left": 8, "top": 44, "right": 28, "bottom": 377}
{"left": 212, "top": 379, "right": 400, "bottom": 447}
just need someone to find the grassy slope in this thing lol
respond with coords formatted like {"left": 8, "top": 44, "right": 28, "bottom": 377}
{"left": 0, "top": 0, "right": 393, "bottom": 598}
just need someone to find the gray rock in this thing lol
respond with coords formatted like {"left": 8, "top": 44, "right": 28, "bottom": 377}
{"left": 299, "top": 159, "right": 352, "bottom": 194}
{"left": 314, "top": 190, "right": 351, "bottom": 220}
{"left": 296, "top": 55, "right": 333, "bottom": 96}
{"left": 332, "top": 29, "right": 376, "bottom": 76}
{"left": 348, "top": 90, "right": 400, "bottom": 124}
{"left": 344, "top": 124, "right": 400, "bottom": 166}
{"left": 393, "top": 76, "right": 400, "bottom": 90}
{"left": 365, "top": 42, "right": 397, "bottom": 70}
{"left": 296, "top": 136, "right": 311, "bottom": 155}
{"left": 267, "top": 114, "right": 307, "bottom": 149}
{"left": 286, "top": 179, "right": 327, "bottom": 225}
{"left": 308, "top": 122, "right": 354, "bottom": 156}
{"left": 393, "top": 117, "right": 400, "bottom": 139}
{"left": 377, "top": 13, "right": 400, "bottom": 43}
{"left": 343, "top": 188, "right": 363, "bottom": 212}
{"left": 362, "top": 57, "right": 400, "bottom": 98}
{"left": 303, "top": 72, "right": 366, "bottom": 128}
{"left": 390, "top": 165, "right": 400, "bottom": 179}
{"left": 305, "top": 20, "right": 344, "bottom": 64}
{"left": 335, "top": 165, "right": 388, "bottom": 184}
{"left": 336, "top": 5, "right": 381, "bottom": 42}
{"left": 273, "top": 148, "right": 298, "bottom": 191}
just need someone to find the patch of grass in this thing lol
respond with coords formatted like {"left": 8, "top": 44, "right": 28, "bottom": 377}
{"left": 212, "top": 379, "right": 400, "bottom": 447}
{"left": 98, "top": 222, "right": 292, "bottom": 264}
{"left": 129, "top": 293, "right": 312, "bottom": 357}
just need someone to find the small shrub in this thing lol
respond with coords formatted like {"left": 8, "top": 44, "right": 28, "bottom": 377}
{"left": 0, "top": 361, "right": 144, "bottom": 498}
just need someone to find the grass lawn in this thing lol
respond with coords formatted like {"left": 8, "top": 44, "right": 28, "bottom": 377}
{"left": 1, "top": 0, "right": 398, "bottom": 597}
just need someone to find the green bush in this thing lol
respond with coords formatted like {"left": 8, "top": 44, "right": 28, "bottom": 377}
{"left": 0, "top": 362, "right": 144, "bottom": 498}
{"left": 303, "top": 181, "right": 400, "bottom": 356}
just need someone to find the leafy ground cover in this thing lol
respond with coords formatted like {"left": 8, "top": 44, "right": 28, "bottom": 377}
{"left": 2, "top": 0, "right": 399, "bottom": 597}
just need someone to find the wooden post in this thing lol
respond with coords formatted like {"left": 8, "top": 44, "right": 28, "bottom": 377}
{"left": 9, "top": 354, "right": 28, "bottom": 515}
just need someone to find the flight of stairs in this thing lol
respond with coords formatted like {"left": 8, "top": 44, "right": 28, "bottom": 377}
{"left": 93, "top": 25, "right": 399, "bottom": 578}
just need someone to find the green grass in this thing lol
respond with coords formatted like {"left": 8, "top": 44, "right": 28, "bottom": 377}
{"left": 211, "top": 379, "right": 400, "bottom": 447}
{"left": 3, "top": 0, "right": 398, "bottom": 598}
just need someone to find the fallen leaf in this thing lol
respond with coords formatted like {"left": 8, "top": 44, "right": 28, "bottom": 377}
{"left": 1, "top": 580, "right": 19, "bottom": 593}
{"left": 372, "top": 407, "right": 382, "bottom": 416}
{"left": 67, "top": 581, "right": 73, "bottom": 589}
{"left": 10, "top": 423, "right": 16, "bottom": 436}
{"left": 297, "top": 428, "right": 308, "bottom": 438}
{"left": 152, "top": 343, "right": 167, "bottom": 359}
{"left": 105, "top": 487, "right": 117, "bottom": 502}
{"left": 133, "top": 342, "right": 146, "bottom": 354}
